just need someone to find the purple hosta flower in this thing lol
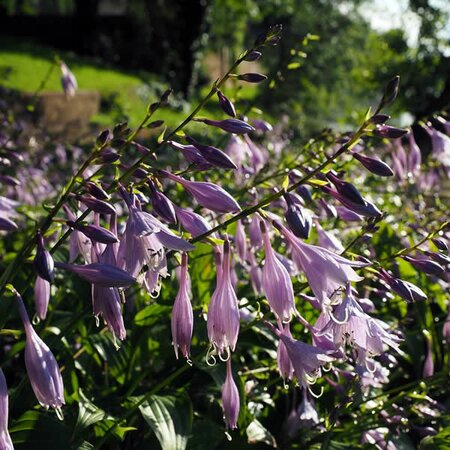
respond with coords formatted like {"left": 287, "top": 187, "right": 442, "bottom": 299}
{"left": 76, "top": 194, "right": 116, "bottom": 215}
{"left": 16, "top": 291, "right": 65, "bottom": 414}
{"left": 408, "top": 132, "right": 422, "bottom": 176}
{"left": 55, "top": 261, "right": 136, "bottom": 287}
{"left": 297, "top": 389, "right": 319, "bottom": 427}
{"left": 148, "top": 180, "right": 177, "bottom": 224}
{"left": 352, "top": 152, "right": 394, "bottom": 177}
{"left": 162, "top": 171, "right": 240, "bottom": 213}
{"left": 248, "top": 215, "right": 263, "bottom": 248}
{"left": 361, "top": 428, "right": 397, "bottom": 450}
{"left": 275, "top": 221, "right": 366, "bottom": 307}
{"left": 251, "top": 118, "right": 273, "bottom": 132}
{"left": 432, "top": 237, "right": 448, "bottom": 252}
{"left": 334, "top": 206, "right": 363, "bottom": 222}
{"left": 0, "top": 368, "right": 13, "bottom": 449}
{"left": 173, "top": 205, "right": 212, "bottom": 238}
{"left": 171, "top": 253, "right": 193, "bottom": 359}
{"left": 243, "top": 135, "right": 267, "bottom": 173}
{"left": 167, "top": 141, "right": 211, "bottom": 169}
{"left": 197, "top": 118, "right": 254, "bottom": 134}
{"left": 221, "top": 359, "right": 240, "bottom": 429}
{"left": 185, "top": 136, "right": 237, "bottom": 169}
{"left": 0, "top": 216, "right": 18, "bottom": 231}
{"left": 424, "top": 250, "right": 450, "bottom": 266}
{"left": 426, "top": 125, "right": 450, "bottom": 168}
{"left": 237, "top": 73, "right": 267, "bottom": 83}
{"left": 315, "top": 220, "right": 344, "bottom": 253}
{"left": 277, "top": 323, "right": 294, "bottom": 381}
{"left": 402, "top": 255, "right": 444, "bottom": 276}
{"left": 443, "top": 304, "right": 450, "bottom": 343}
{"left": 85, "top": 181, "right": 110, "bottom": 200}
{"left": 67, "top": 221, "right": 118, "bottom": 245}
{"left": 248, "top": 253, "right": 262, "bottom": 294}
{"left": 60, "top": 61, "right": 77, "bottom": 98}
{"left": 274, "top": 326, "right": 335, "bottom": 389}
{"left": 284, "top": 193, "right": 311, "bottom": 239}
{"left": 261, "top": 221, "right": 294, "bottom": 322}
{"left": 224, "top": 135, "right": 251, "bottom": 168}
{"left": 318, "top": 198, "right": 337, "bottom": 219}
{"left": 235, "top": 220, "right": 247, "bottom": 263}
{"left": 207, "top": 240, "right": 240, "bottom": 357}
{"left": 216, "top": 89, "right": 236, "bottom": 117}
{"left": 319, "top": 284, "right": 401, "bottom": 360}
{"left": 64, "top": 206, "right": 92, "bottom": 263}
{"left": 378, "top": 268, "right": 427, "bottom": 303}
{"left": 34, "top": 276, "right": 50, "bottom": 321}
{"left": 33, "top": 233, "right": 54, "bottom": 283}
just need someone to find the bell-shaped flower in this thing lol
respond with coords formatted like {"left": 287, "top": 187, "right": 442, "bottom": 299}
{"left": 235, "top": 219, "right": 247, "bottom": 263}
{"left": 275, "top": 221, "right": 366, "bottom": 307}
{"left": 0, "top": 369, "right": 13, "bottom": 450}
{"left": 221, "top": 359, "right": 240, "bottom": 429}
{"left": 161, "top": 171, "right": 240, "bottom": 213}
{"left": 207, "top": 240, "right": 240, "bottom": 357}
{"left": 34, "top": 275, "right": 50, "bottom": 320}
{"left": 277, "top": 323, "right": 294, "bottom": 381}
{"left": 16, "top": 291, "right": 65, "bottom": 414}
{"left": 261, "top": 221, "right": 294, "bottom": 322}
{"left": 171, "top": 253, "right": 193, "bottom": 359}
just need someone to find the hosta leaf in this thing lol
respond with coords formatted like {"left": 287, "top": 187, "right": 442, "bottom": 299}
{"left": 139, "top": 392, "right": 193, "bottom": 450}
{"left": 246, "top": 419, "right": 277, "bottom": 447}
{"left": 74, "top": 390, "right": 106, "bottom": 435}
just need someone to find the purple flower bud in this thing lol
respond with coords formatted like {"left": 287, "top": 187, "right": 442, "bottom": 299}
{"left": 85, "top": 181, "right": 110, "bottom": 200}
{"left": 237, "top": 73, "right": 267, "bottom": 83}
{"left": 174, "top": 205, "right": 212, "bottom": 238}
{"left": 98, "top": 147, "right": 120, "bottom": 163}
{"left": 171, "top": 253, "right": 193, "bottom": 359}
{"left": 60, "top": 61, "right": 77, "bottom": 98}
{"left": 326, "top": 172, "right": 366, "bottom": 205}
{"left": 370, "top": 114, "right": 391, "bottom": 124}
{"left": 243, "top": 50, "right": 262, "bottom": 61}
{"left": 0, "top": 175, "right": 20, "bottom": 186}
{"left": 422, "top": 331, "right": 434, "bottom": 378}
{"left": 76, "top": 194, "right": 116, "bottom": 215}
{"left": 34, "top": 233, "right": 54, "bottom": 283}
{"left": 335, "top": 206, "right": 363, "bottom": 222}
{"left": 162, "top": 171, "right": 240, "bottom": 213}
{"left": 284, "top": 193, "right": 312, "bottom": 239}
{"left": 216, "top": 90, "right": 236, "bottom": 117}
{"left": 423, "top": 250, "right": 450, "bottom": 266}
{"left": 96, "top": 129, "right": 113, "bottom": 148}
{"left": 55, "top": 262, "right": 136, "bottom": 287}
{"left": 0, "top": 368, "right": 13, "bottom": 450}
{"left": 0, "top": 216, "right": 18, "bottom": 231}
{"left": 16, "top": 292, "right": 65, "bottom": 412}
{"left": 432, "top": 238, "right": 448, "bottom": 252}
{"left": 378, "top": 269, "right": 427, "bottom": 302}
{"left": 373, "top": 125, "right": 408, "bottom": 139}
{"left": 148, "top": 181, "right": 177, "bottom": 224}
{"left": 261, "top": 221, "right": 294, "bottom": 322}
{"left": 67, "top": 221, "right": 118, "bottom": 244}
{"left": 185, "top": 136, "right": 237, "bottom": 169}
{"left": 277, "top": 323, "right": 294, "bottom": 381}
{"left": 168, "top": 141, "right": 211, "bottom": 169}
{"left": 235, "top": 220, "right": 247, "bottom": 263}
{"left": 250, "top": 118, "right": 273, "bottom": 132}
{"left": 380, "top": 75, "right": 400, "bottom": 107}
{"left": 403, "top": 255, "right": 444, "bottom": 276}
{"left": 207, "top": 240, "right": 240, "bottom": 356}
{"left": 197, "top": 118, "right": 255, "bottom": 135}
{"left": 34, "top": 276, "right": 50, "bottom": 320}
{"left": 221, "top": 359, "right": 240, "bottom": 430}
{"left": 249, "top": 215, "right": 263, "bottom": 248}
{"left": 352, "top": 152, "right": 394, "bottom": 177}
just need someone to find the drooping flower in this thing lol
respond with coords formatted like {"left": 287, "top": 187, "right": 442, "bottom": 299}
{"left": 235, "top": 219, "right": 247, "bottom": 263}
{"left": 275, "top": 221, "right": 366, "bottom": 307}
{"left": 16, "top": 290, "right": 65, "bottom": 414}
{"left": 197, "top": 118, "right": 255, "bottom": 134}
{"left": 60, "top": 61, "right": 77, "bottom": 98}
{"left": 171, "top": 253, "right": 193, "bottom": 359}
{"left": 221, "top": 359, "right": 240, "bottom": 429}
{"left": 0, "top": 368, "right": 14, "bottom": 450}
{"left": 261, "top": 220, "right": 294, "bottom": 322}
{"left": 207, "top": 239, "right": 240, "bottom": 357}
{"left": 34, "top": 276, "right": 50, "bottom": 321}
{"left": 277, "top": 323, "right": 294, "bottom": 381}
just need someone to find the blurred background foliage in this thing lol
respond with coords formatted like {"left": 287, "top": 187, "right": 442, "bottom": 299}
{"left": 0, "top": 0, "right": 449, "bottom": 134}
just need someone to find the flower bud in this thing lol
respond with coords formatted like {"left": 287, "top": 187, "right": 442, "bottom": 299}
{"left": 95, "top": 129, "right": 112, "bottom": 148}
{"left": 168, "top": 141, "right": 211, "bottom": 169}
{"left": 185, "top": 136, "right": 237, "bottom": 169}
{"left": 254, "top": 24, "right": 282, "bottom": 47}
{"left": 55, "top": 262, "right": 136, "bottom": 287}
{"left": 216, "top": 90, "right": 236, "bottom": 117}
{"left": 196, "top": 118, "right": 255, "bottom": 135}
{"left": 423, "top": 250, "right": 450, "bottom": 266}
{"left": 34, "top": 275, "right": 50, "bottom": 320}
{"left": 222, "top": 359, "right": 240, "bottom": 430}
{"left": 432, "top": 238, "right": 448, "bottom": 252}
{"left": 77, "top": 194, "right": 116, "bottom": 215}
{"left": 370, "top": 114, "right": 391, "bottom": 124}
{"left": 284, "top": 193, "right": 312, "bottom": 239}
{"left": 380, "top": 75, "right": 400, "bottom": 108}
{"left": 16, "top": 291, "right": 65, "bottom": 413}
{"left": 98, "top": 147, "right": 120, "bottom": 163}
{"left": 0, "top": 216, "right": 18, "bottom": 231}
{"left": 85, "top": 181, "right": 110, "bottom": 200}
{"left": 60, "top": 61, "right": 77, "bottom": 98}
{"left": 373, "top": 125, "right": 408, "bottom": 139}
{"left": 148, "top": 181, "right": 177, "bottom": 224}
{"left": 251, "top": 118, "right": 273, "bottom": 132}
{"left": 402, "top": 255, "right": 444, "bottom": 276}
{"left": 67, "top": 221, "right": 118, "bottom": 244}
{"left": 378, "top": 268, "right": 427, "bottom": 302}
{"left": 352, "top": 152, "right": 394, "bottom": 177}
{"left": 174, "top": 205, "right": 212, "bottom": 238}
{"left": 237, "top": 73, "right": 267, "bottom": 83}
{"left": 244, "top": 50, "right": 262, "bottom": 61}
{"left": 34, "top": 233, "right": 54, "bottom": 283}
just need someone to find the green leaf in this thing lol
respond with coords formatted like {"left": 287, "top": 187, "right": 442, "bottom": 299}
{"left": 74, "top": 390, "right": 106, "bottom": 435}
{"left": 287, "top": 62, "right": 301, "bottom": 70}
{"left": 281, "top": 175, "right": 289, "bottom": 190}
{"left": 134, "top": 303, "right": 171, "bottom": 327}
{"left": 139, "top": 393, "right": 193, "bottom": 450}
{"left": 187, "top": 418, "right": 223, "bottom": 450}
{"left": 246, "top": 419, "right": 277, "bottom": 447}
{"left": 157, "top": 126, "right": 167, "bottom": 144}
